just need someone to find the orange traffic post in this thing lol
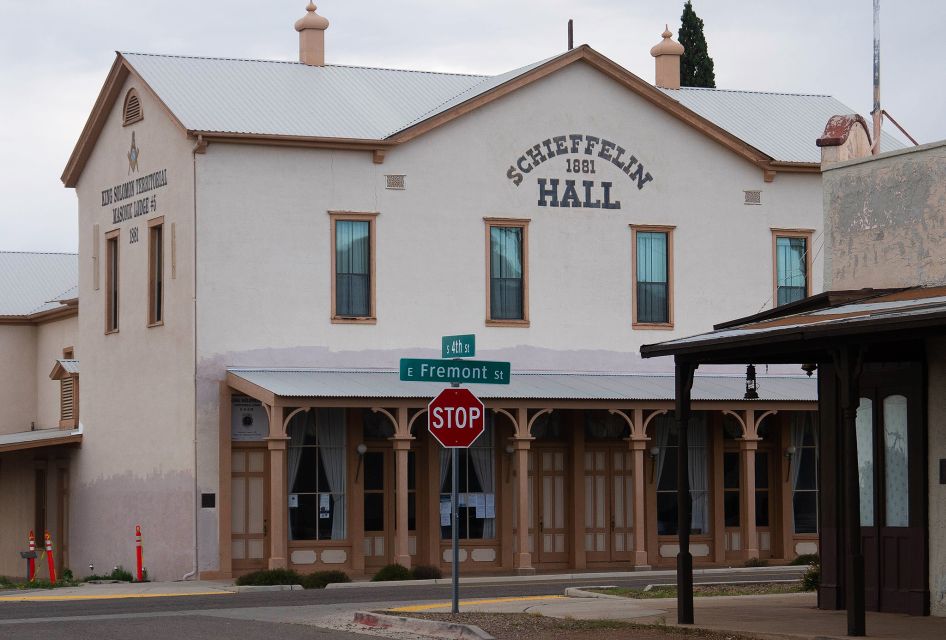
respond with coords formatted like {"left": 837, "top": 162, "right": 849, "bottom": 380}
{"left": 135, "top": 524, "right": 143, "bottom": 582}
{"left": 44, "top": 531, "right": 57, "bottom": 584}
{"left": 27, "top": 530, "right": 36, "bottom": 581}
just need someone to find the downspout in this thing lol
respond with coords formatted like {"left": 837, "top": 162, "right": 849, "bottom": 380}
{"left": 181, "top": 134, "right": 205, "bottom": 581}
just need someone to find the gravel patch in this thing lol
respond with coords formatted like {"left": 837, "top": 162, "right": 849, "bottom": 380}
{"left": 592, "top": 583, "right": 806, "bottom": 599}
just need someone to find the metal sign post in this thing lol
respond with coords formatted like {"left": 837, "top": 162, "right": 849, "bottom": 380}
{"left": 451, "top": 445, "right": 460, "bottom": 614}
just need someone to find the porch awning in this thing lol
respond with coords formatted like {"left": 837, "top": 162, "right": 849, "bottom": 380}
{"left": 0, "top": 426, "right": 82, "bottom": 453}
{"left": 226, "top": 368, "right": 816, "bottom": 402}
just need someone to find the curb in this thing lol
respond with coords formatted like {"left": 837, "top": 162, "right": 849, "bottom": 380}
{"left": 564, "top": 586, "right": 624, "bottom": 599}
{"left": 326, "top": 566, "right": 805, "bottom": 589}
{"left": 225, "top": 584, "right": 303, "bottom": 592}
{"left": 353, "top": 611, "right": 494, "bottom": 640}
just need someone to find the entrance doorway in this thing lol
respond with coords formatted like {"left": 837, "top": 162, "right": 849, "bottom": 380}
{"left": 231, "top": 448, "right": 268, "bottom": 571}
{"left": 530, "top": 447, "right": 569, "bottom": 565}
{"left": 363, "top": 448, "right": 417, "bottom": 568}
{"left": 584, "top": 446, "right": 634, "bottom": 563}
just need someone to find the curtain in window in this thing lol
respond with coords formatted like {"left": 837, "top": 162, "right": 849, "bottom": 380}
{"left": 439, "top": 449, "right": 450, "bottom": 492}
{"left": 788, "top": 413, "right": 807, "bottom": 533}
{"left": 855, "top": 397, "right": 875, "bottom": 526}
{"left": 490, "top": 227, "right": 523, "bottom": 320}
{"left": 687, "top": 414, "right": 709, "bottom": 533}
{"left": 317, "top": 408, "right": 347, "bottom": 539}
{"left": 654, "top": 414, "right": 671, "bottom": 489}
{"left": 636, "top": 231, "right": 668, "bottom": 323}
{"left": 286, "top": 411, "right": 308, "bottom": 541}
{"left": 776, "top": 236, "right": 807, "bottom": 305}
{"left": 882, "top": 395, "right": 909, "bottom": 527}
{"left": 468, "top": 423, "right": 495, "bottom": 538}
{"left": 336, "top": 220, "right": 370, "bottom": 316}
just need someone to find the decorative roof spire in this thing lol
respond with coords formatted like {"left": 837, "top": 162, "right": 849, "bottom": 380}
{"left": 295, "top": 2, "right": 329, "bottom": 66}
{"left": 650, "top": 24, "right": 685, "bottom": 90}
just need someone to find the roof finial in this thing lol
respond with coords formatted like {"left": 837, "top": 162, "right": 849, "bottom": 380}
{"left": 306, "top": 2, "right": 317, "bottom": 12}
{"left": 662, "top": 24, "right": 673, "bottom": 39}
{"left": 295, "top": 2, "right": 329, "bottom": 65}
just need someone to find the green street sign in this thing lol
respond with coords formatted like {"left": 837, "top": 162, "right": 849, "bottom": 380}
{"left": 400, "top": 358, "right": 510, "bottom": 385}
{"left": 441, "top": 334, "right": 475, "bottom": 358}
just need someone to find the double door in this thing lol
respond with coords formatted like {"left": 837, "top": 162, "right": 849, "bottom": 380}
{"left": 584, "top": 447, "right": 634, "bottom": 563}
{"left": 362, "top": 447, "right": 417, "bottom": 568}
{"left": 527, "top": 447, "right": 569, "bottom": 565}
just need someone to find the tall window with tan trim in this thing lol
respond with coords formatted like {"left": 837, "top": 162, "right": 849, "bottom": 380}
{"left": 330, "top": 212, "right": 377, "bottom": 323}
{"left": 631, "top": 225, "right": 674, "bottom": 328}
{"left": 148, "top": 217, "right": 164, "bottom": 326}
{"left": 105, "top": 230, "right": 119, "bottom": 333}
{"left": 485, "top": 218, "right": 529, "bottom": 326}
{"left": 772, "top": 229, "right": 813, "bottom": 306}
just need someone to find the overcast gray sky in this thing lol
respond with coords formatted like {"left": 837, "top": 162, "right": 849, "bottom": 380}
{"left": 1, "top": 1, "right": 943, "bottom": 253}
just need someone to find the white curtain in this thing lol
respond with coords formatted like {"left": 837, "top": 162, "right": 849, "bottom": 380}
{"left": 654, "top": 415, "right": 671, "bottom": 488}
{"left": 882, "top": 395, "right": 909, "bottom": 527}
{"left": 788, "top": 413, "right": 808, "bottom": 532}
{"left": 687, "top": 414, "right": 709, "bottom": 533}
{"left": 468, "top": 421, "right": 495, "bottom": 538}
{"left": 286, "top": 411, "right": 308, "bottom": 541}
{"left": 855, "top": 397, "right": 875, "bottom": 527}
{"left": 317, "top": 408, "right": 347, "bottom": 540}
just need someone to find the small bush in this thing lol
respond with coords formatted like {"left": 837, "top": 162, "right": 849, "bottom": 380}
{"left": 84, "top": 566, "right": 135, "bottom": 583}
{"left": 0, "top": 576, "right": 15, "bottom": 588}
{"left": 235, "top": 568, "right": 302, "bottom": 586}
{"left": 300, "top": 570, "right": 350, "bottom": 589}
{"left": 61, "top": 568, "right": 74, "bottom": 582}
{"left": 790, "top": 553, "right": 820, "bottom": 566}
{"left": 410, "top": 565, "right": 443, "bottom": 580}
{"left": 371, "top": 563, "right": 411, "bottom": 582}
{"left": 744, "top": 557, "right": 769, "bottom": 568}
{"left": 802, "top": 562, "right": 820, "bottom": 591}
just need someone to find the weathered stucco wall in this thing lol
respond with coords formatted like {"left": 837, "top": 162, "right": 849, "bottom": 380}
{"left": 823, "top": 141, "right": 946, "bottom": 290}
{"left": 0, "top": 325, "right": 37, "bottom": 434}
{"left": 928, "top": 337, "right": 946, "bottom": 616}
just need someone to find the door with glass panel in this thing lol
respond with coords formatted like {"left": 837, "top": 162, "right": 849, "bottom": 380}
{"left": 231, "top": 447, "right": 269, "bottom": 571}
{"left": 584, "top": 447, "right": 634, "bottom": 563}
{"left": 363, "top": 448, "right": 418, "bottom": 568}
{"left": 855, "top": 366, "right": 927, "bottom": 615}
{"left": 530, "top": 448, "right": 569, "bottom": 565}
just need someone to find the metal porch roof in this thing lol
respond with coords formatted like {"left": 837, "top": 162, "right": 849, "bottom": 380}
{"left": 0, "top": 426, "right": 82, "bottom": 453}
{"left": 0, "top": 252, "right": 78, "bottom": 316}
{"left": 227, "top": 368, "right": 816, "bottom": 402}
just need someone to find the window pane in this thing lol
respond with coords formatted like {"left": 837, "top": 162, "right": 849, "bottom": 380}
{"left": 364, "top": 451, "right": 384, "bottom": 491}
{"left": 336, "top": 220, "right": 370, "bottom": 316}
{"left": 723, "top": 452, "right": 740, "bottom": 489}
{"left": 855, "top": 397, "right": 875, "bottom": 526}
{"left": 656, "top": 492, "right": 678, "bottom": 535}
{"left": 793, "top": 491, "right": 818, "bottom": 534}
{"left": 883, "top": 395, "right": 909, "bottom": 527}
{"left": 796, "top": 447, "right": 818, "bottom": 490}
{"left": 776, "top": 236, "right": 807, "bottom": 305}
{"left": 291, "top": 447, "right": 320, "bottom": 493}
{"left": 290, "top": 493, "right": 321, "bottom": 540}
{"left": 636, "top": 231, "right": 669, "bottom": 323}
{"left": 755, "top": 452, "right": 769, "bottom": 489}
{"left": 724, "top": 491, "right": 740, "bottom": 527}
{"left": 490, "top": 227, "right": 523, "bottom": 320}
{"left": 364, "top": 493, "right": 384, "bottom": 531}
{"left": 756, "top": 492, "right": 769, "bottom": 527}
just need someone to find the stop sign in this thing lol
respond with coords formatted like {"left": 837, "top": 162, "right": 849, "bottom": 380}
{"left": 427, "top": 388, "right": 485, "bottom": 448}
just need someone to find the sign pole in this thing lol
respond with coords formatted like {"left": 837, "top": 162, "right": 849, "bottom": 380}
{"left": 451, "top": 446, "right": 459, "bottom": 613}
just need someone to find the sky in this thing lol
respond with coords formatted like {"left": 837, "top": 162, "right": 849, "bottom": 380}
{"left": 1, "top": 0, "right": 944, "bottom": 253}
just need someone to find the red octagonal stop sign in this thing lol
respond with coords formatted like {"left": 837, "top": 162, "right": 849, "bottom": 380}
{"left": 428, "top": 388, "right": 485, "bottom": 448}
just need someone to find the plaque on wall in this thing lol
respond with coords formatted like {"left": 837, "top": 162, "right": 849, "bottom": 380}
{"left": 231, "top": 396, "right": 269, "bottom": 441}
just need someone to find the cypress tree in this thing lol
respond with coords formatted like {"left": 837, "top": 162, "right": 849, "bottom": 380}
{"left": 678, "top": 1, "right": 716, "bottom": 88}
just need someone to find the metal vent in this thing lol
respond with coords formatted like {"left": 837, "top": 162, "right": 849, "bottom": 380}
{"left": 744, "top": 190, "right": 762, "bottom": 205}
{"left": 123, "top": 89, "right": 142, "bottom": 125}
{"left": 385, "top": 174, "right": 406, "bottom": 190}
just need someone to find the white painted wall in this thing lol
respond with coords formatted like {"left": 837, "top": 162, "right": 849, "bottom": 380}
{"left": 34, "top": 315, "right": 78, "bottom": 429}
{"left": 0, "top": 325, "right": 36, "bottom": 434}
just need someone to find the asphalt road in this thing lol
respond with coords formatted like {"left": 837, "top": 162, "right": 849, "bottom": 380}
{"left": 0, "top": 568, "right": 805, "bottom": 640}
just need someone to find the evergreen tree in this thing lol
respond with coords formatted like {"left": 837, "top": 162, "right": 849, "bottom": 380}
{"left": 678, "top": 1, "right": 716, "bottom": 88}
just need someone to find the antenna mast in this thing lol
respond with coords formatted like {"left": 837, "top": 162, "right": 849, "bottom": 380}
{"left": 871, "top": 0, "right": 882, "bottom": 154}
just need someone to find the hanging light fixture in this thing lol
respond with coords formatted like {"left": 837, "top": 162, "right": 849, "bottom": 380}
{"left": 744, "top": 364, "right": 759, "bottom": 400}
{"left": 801, "top": 363, "right": 817, "bottom": 377}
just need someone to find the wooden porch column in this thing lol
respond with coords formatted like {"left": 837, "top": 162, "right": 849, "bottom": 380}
{"left": 740, "top": 424, "right": 761, "bottom": 561}
{"left": 629, "top": 434, "right": 650, "bottom": 569}
{"left": 392, "top": 406, "right": 412, "bottom": 568}
{"left": 266, "top": 404, "right": 289, "bottom": 569}
{"left": 514, "top": 407, "right": 534, "bottom": 574}
{"left": 569, "top": 413, "right": 586, "bottom": 570}
{"left": 675, "top": 360, "right": 696, "bottom": 625}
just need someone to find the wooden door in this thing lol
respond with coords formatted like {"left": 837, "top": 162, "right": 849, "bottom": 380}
{"left": 531, "top": 448, "right": 568, "bottom": 565}
{"left": 363, "top": 449, "right": 390, "bottom": 567}
{"left": 584, "top": 447, "right": 633, "bottom": 563}
{"left": 231, "top": 448, "right": 268, "bottom": 571}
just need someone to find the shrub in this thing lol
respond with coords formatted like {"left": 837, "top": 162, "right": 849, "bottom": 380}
{"left": 371, "top": 563, "right": 411, "bottom": 582}
{"left": 410, "top": 565, "right": 443, "bottom": 580}
{"left": 744, "top": 557, "right": 769, "bottom": 568}
{"left": 802, "top": 562, "right": 820, "bottom": 591}
{"left": 235, "top": 568, "right": 302, "bottom": 586}
{"left": 300, "top": 570, "right": 351, "bottom": 589}
{"left": 790, "top": 553, "right": 820, "bottom": 566}
{"left": 84, "top": 566, "right": 135, "bottom": 583}
{"left": 0, "top": 576, "right": 15, "bottom": 588}
{"left": 61, "top": 568, "right": 74, "bottom": 582}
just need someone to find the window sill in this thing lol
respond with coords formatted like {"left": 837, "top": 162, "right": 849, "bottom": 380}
{"left": 105, "top": 328, "right": 119, "bottom": 335}
{"left": 147, "top": 320, "right": 164, "bottom": 328}
{"left": 632, "top": 322, "right": 674, "bottom": 330}
{"left": 486, "top": 319, "right": 530, "bottom": 327}
{"left": 332, "top": 316, "right": 377, "bottom": 325}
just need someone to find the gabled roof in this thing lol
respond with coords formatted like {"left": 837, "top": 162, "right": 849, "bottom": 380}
{"left": 64, "top": 45, "right": 893, "bottom": 186}
{"left": 0, "top": 252, "right": 78, "bottom": 320}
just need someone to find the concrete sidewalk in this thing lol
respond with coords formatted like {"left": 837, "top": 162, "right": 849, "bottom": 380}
{"left": 0, "top": 579, "right": 237, "bottom": 601}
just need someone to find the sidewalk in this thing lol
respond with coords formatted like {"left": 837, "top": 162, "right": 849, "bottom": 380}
{"left": 0, "top": 579, "right": 236, "bottom": 602}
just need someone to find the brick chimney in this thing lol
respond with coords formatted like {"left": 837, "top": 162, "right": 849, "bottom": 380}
{"left": 295, "top": 2, "right": 329, "bottom": 66}
{"left": 650, "top": 25, "right": 684, "bottom": 90}
{"left": 817, "top": 115, "right": 873, "bottom": 165}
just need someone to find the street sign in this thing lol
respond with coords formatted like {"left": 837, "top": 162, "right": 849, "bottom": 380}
{"left": 427, "top": 388, "right": 485, "bottom": 448}
{"left": 400, "top": 358, "right": 510, "bottom": 385}
{"left": 442, "top": 334, "right": 475, "bottom": 358}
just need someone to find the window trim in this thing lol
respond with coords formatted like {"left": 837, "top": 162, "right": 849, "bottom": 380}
{"left": 329, "top": 211, "right": 378, "bottom": 324}
{"left": 771, "top": 228, "right": 814, "bottom": 307}
{"left": 105, "top": 229, "right": 120, "bottom": 334}
{"left": 630, "top": 224, "right": 675, "bottom": 330}
{"left": 147, "top": 216, "right": 165, "bottom": 327}
{"left": 484, "top": 217, "right": 530, "bottom": 327}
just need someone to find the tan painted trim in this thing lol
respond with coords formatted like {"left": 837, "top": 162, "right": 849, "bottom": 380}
{"left": 225, "top": 372, "right": 276, "bottom": 406}
{"left": 93, "top": 224, "right": 100, "bottom": 291}
{"left": 329, "top": 211, "right": 378, "bottom": 324}
{"left": 147, "top": 216, "right": 165, "bottom": 327}
{"left": 485, "top": 218, "right": 530, "bottom": 326}
{"left": 105, "top": 229, "right": 120, "bottom": 335}
{"left": 631, "top": 224, "right": 675, "bottom": 329}
{"left": 0, "top": 304, "right": 78, "bottom": 326}
{"left": 0, "top": 434, "right": 82, "bottom": 454}
{"left": 771, "top": 228, "right": 814, "bottom": 307}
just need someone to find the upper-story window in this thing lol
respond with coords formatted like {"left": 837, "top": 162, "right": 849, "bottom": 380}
{"left": 148, "top": 217, "right": 164, "bottom": 326}
{"left": 123, "top": 88, "right": 143, "bottom": 126}
{"left": 331, "top": 212, "right": 376, "bottom": 323}
{"left": 105, "top": 229, "right": 119, "bottom": 333}
{"left": 632, "top": 225, "right": 674, "bottom": 328}
{"left": 485, "top": 218, "right": 529, "bottom": 326}
{"left": 773, "top": 229, "right": 812, "bottom": 306}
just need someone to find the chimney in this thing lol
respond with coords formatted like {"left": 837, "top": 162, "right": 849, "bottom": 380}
{"left": 650, "top": 25, "right": 684, "bottom": 90}
{"left": 295, "top": 2, "right": 329, "bottom": 66}
{"left": 817, "top": 115, "right": 873, "bottom": 166}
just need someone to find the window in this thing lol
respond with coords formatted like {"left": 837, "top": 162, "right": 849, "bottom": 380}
{"left": 286, "top": 409, "right": 347, "bottom": 541}
{"left": 59, "top": 375, "right": 77, "bottom": 428}
{"left": 148, "top": 217, "right": 164, "bottom": 326}
{"left": 440, "top": 418, "right": 495, "bottom": 539}
{"left": 773, "top": 229, "right": 812, "bottom": 306}
{"left": 653, "top": 413, "right": 709, "bottom": 535}
{"left": 632, "top": 225, "right": 674, "bottom": 327}
{"left": 331, "top": 212, "right": 376, "bottom": 322}
{"left": 105, "top": 230, "right": 119, "bottom": 333}
{"left": 723, "top": 451, "right": 740, "bottom": 527}
{"left": 790, "top": 412, "right": 819, "bottom": 534}
{"left": 485, "top": 218, "right": 529, "bottom": 325}
{"left": 122, "top": 88, "right": 143, "bottom": 126}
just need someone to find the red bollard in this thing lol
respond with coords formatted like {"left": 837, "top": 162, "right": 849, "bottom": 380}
{"left": 28, "top": 531, "right": 36, "bottom": 581}
{"left": 44, "top": 531, "right": 57, "bottom": 584}
{"left": 135, "top": 525, "right": 143, "bottom": 582}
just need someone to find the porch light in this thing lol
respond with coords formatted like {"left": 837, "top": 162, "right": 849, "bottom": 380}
{"left": 649, "top": 446, "right": 660, "bottom": 482}
{"left": 785, "top": 446, "right": 797, "bottom": 480}
{"left": 354, "top": 443, "right": 368, "bottom": 482}
{"left": 504, "top": 444, "right": 515, "bottom": 482}
{"left": 744, "top": 364, "right": 759, "bottom": 400}
{"left": 801, "top": 363, "right": 817, "bottom": 377}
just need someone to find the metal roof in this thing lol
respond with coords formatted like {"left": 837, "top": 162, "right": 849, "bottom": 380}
{"left": 55, "top": 359, "right": 80, "bottom": 374}
{"left": 121, "top": 51, "right": 891, "bottom": 163}
{"left": 660, "top": 87, "right": 903, "bottom": 163}
{"left": 227, "top": 368, "right": 816, "bottom": 402}
{"left": 0, "top": 252, "right": 78, "bottom": 316}
{"left": 0, "top": 426, "right": 82, "bottom": 453}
